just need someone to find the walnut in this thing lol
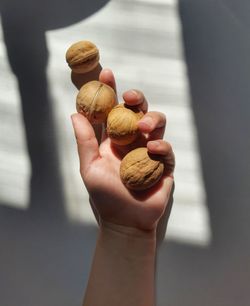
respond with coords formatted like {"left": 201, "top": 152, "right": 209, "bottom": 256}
{"left": 76, "top": 80, "right": 117, "bottom": 124}
{"left": 120, "top": 147, "right": 164, "bottom": 191}
{"left": 107, "top": 103, "right": 144, "bottom": 146}
{"left": 66, "top": 41, "right": 99, "bottom": 74}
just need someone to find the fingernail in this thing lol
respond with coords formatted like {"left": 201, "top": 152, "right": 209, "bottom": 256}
{"left": 131, "top": 90, "right": 139, "bottom": 98}
{"left": 149, "top": 140, "right": 160, "bottom": 148}
{"left": 124, "top": 90, "right": 138, "bottom": 100}
{"left": 102, "top": 68, "right": 112, "bottom": 74}
{"left": 139, "top": 116, "right": 153, "bottom": 129}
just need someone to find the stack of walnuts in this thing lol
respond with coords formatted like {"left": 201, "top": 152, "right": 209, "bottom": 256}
{"left": 66, "top": 41, "right": 164, "bottom": 191}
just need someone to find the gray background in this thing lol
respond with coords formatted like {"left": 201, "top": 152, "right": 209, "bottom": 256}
{"left": 0, "top": 0, "right": 249, "bottom": 305}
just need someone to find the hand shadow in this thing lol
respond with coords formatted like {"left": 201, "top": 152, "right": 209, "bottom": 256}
{"left": 0, "top": 0, "right": 110, "bottom": 218}
{"left": 156, "top": 1, "right": 250, "bottom": 306}
{"left": 0, "top": 0, "right": 110, "bottom": 305}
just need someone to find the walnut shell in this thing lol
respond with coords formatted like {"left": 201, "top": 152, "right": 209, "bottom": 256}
{"left": 107, "top": 104, "right": 144, "bottom": 145}
{"left": 76, "top": 81, "right": 117, "bottom": 124}
{"left": 66, "top": 41, "right": 99, "bottom": 74}
{"left": 120, "top": 147, "right": 164, "bottom": 191}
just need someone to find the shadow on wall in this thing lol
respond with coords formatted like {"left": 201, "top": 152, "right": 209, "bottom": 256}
{"left": 157, "top": 1, "right": 250, "bottom": 306}
{"left": 0, "top": 1, "right": 109, "bottom": 306}
{"left": 0, "top": 0, "right": 109, "bottom": 217}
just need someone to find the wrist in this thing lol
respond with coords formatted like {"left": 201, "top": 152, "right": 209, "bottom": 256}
{"left": 99, "top": 220, "right": 157, "bottom": 260}
{"left": 84, "top": 220, "right": 157, "bottom": 306}
{"left": 100, "top": 219, "right": 156, "bottom": 241}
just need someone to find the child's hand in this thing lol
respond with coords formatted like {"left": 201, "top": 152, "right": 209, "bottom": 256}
{"left": 71, "top": 69, "right": 175, "bottom": 232}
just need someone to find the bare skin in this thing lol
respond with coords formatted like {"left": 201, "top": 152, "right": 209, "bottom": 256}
{"left": 71, "top": 68, "right": 175, "bottom": 306}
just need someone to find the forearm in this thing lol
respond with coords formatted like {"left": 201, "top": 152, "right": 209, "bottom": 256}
{"left": 83, "top": 221, "right": 157, "bottom": 306}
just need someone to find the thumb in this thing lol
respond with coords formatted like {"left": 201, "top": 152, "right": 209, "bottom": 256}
{"left": 99, "top": 68, "right": 117, "bottom": 93}
{"left": 71, "top": 113, "right": 100, "bottom": 175}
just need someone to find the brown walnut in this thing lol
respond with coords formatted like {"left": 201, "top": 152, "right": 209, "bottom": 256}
{"left": 76, "top": 80, "right": 117, "bottom": 124}
{"left": 120, "top": 147, "right": 164, "bottom": 191}
{"left": 66, "top": 41, "right": 99, "bottom": 74}
{"left": 107, "top": 103, "right": 144, "bottom": 146}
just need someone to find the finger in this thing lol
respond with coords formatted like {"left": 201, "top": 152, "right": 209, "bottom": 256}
{"left": 122, "top": 89, "right": 148, "bottom": 113}
{"left": 138, "top": 111, "right": 166, "bottom": 139}
{"left": 147, "top": 140, "right": 175, "bottom": 176}
{"left": 99, "top": 68, "right": 117, "bottom": 93}
{"left": 147, "top": 139, "right": 172, "bottom": 155}
{"left": 71, "top": 113, "right": 100, "bottom": 175}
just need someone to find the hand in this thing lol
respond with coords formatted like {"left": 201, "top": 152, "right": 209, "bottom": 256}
{"left": 71, "top": 69, "right": 175, "bottom": 232}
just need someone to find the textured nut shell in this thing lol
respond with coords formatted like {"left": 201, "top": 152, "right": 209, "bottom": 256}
{"left": 120, "top": 147, "right": 164, "bottom": 190}
{"left": 66, "top": 41, "right": 99, "bottom": 74}
{"left": 107, "top": 104, "right": 144, "bottom": 145}
{"left": 76, "top": 80, "right": 117, "bottom": 124}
